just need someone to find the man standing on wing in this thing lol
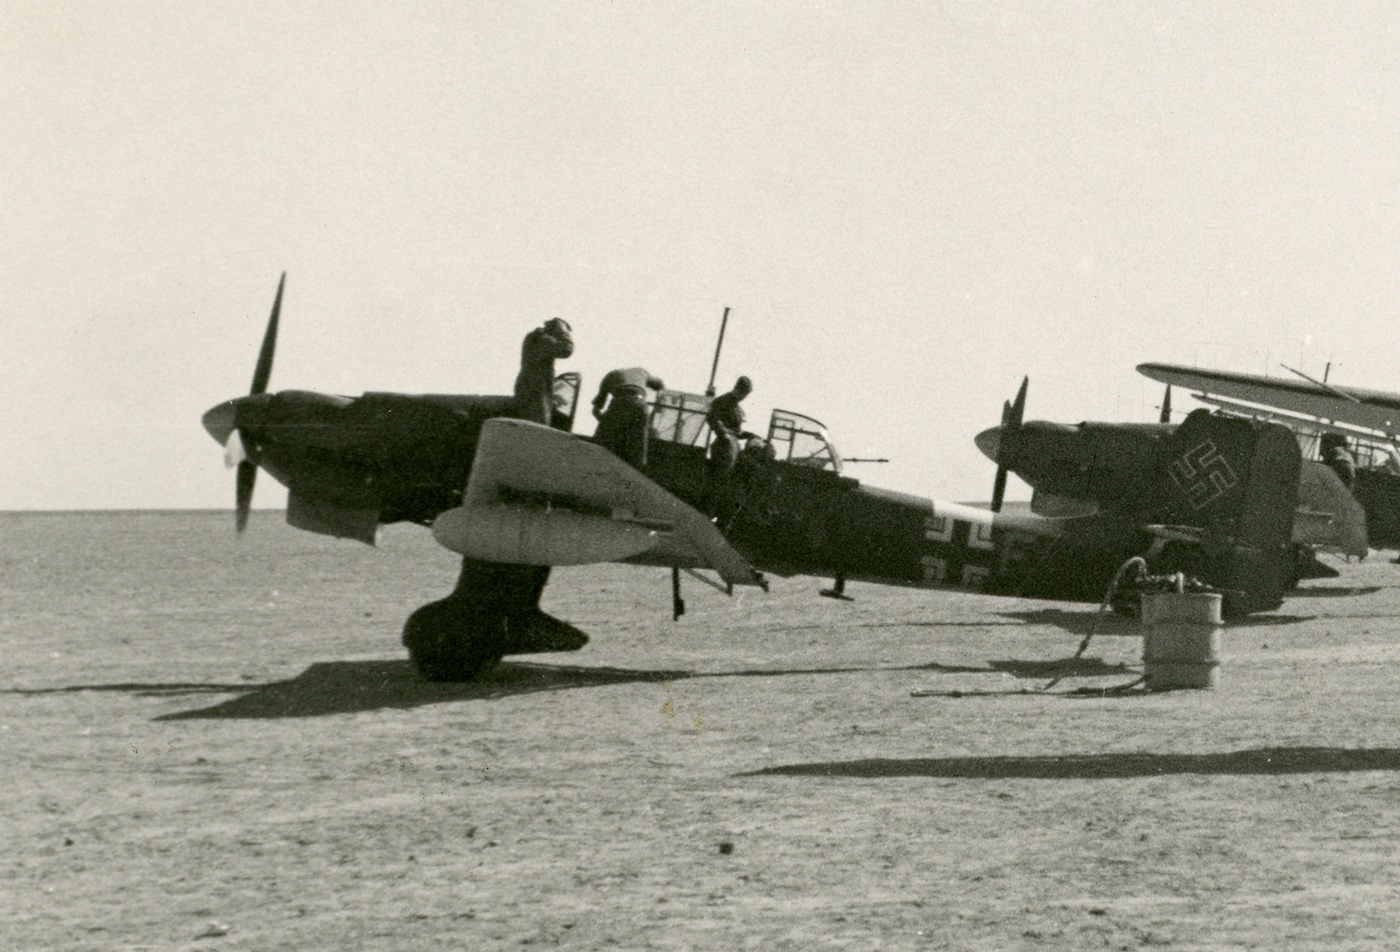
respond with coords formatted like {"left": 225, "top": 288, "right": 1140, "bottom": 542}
{"left": 513, "top": 317, "right": 574, "bottom": 426}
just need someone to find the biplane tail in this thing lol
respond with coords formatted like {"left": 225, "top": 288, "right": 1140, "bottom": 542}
{"left": 1147, "top": 409, "right": 1304, "bottom": 616}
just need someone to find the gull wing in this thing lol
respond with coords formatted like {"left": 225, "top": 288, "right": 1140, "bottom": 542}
{"left": 432, "top": 418, "right": 764, "bottom": 588}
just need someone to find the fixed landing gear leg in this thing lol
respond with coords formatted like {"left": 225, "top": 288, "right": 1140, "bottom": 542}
{"left": 672, "top": 565, "right": 686, "bottom": 620}
{"left": 402, "top": 559, "right": 585, "bottom": 681}
{"left": 820, "top": 574, "right": 854, "bottom": 601}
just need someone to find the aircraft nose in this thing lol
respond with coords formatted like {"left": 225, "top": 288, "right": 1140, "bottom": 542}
{"left": 974, "top": 426, "right": 1002, "bottom": 463}
{"left": 202, "top": 400, "right": 238, "bottom": 445}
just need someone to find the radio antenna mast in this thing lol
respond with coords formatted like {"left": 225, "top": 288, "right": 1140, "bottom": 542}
{"left": 705, "top": 306, "right": 730, "bottom": 397}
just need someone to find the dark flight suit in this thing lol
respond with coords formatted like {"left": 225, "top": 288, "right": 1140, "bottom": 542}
{"left": 592, "top": 367, "right": 663, "bottom": 468}
{"left": 705, "top": 390, "right": 752, "bottom": 524}
{"left": 513, "top": 321, "right": 574, "bottom": 426}
{"left": 706, "top": 391, "right": 747, "bottom": 477}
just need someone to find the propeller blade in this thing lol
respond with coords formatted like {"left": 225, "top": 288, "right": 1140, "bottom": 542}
{"left": 1159, "top": 384, "right": 1172, "bottom": 424}
{"left": 249, "top": 273, "right": 284, "bottom": 396}
{"left": 990, "top": 377, "right": 1028, "bottom": 513}
{"left": 235, "top": 459, "right": 257, "bottom": 533}
{"left": 1006, "top": 376, "right": 1028, "bottom": 430}
{"left": 991, "top": 464, "right": 1009, "bottom": 513}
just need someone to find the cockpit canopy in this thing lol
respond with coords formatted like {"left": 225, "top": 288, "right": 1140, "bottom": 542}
{"left": 767, "top": 409, "right": 843, "bottom": 473}
{"left": 647, "top": 390, "right": 843, "bottom": 474}
{"left": 649, "top": 390, "right": 713, "bottom": 448}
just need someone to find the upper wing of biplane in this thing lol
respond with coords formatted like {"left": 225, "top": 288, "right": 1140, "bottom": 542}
{"left": 431, "top": 418, "right": 765, "bottom": 589}
{"left": 1138, "top": 362, "right": 1400, "bottom": 438}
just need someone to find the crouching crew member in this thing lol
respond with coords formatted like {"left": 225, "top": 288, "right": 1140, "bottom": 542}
{"left": 706, "top": 375, "right": 754, "bottom": 478}
{"left": 705, "top": 375, "right": 756, "bottom": 524}
{"left": 592, "top": 366, "right": 664, "bottom": 467}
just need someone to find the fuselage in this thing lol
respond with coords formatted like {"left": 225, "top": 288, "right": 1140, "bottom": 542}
{"left": 203, "top": 388, "right": 1142, "bottom": 603}
{"left": 974, "top": 420, "right": 1171, "bottom": 516}
{"left": 973, "top": 415, "right": 1368, "bottom": 559}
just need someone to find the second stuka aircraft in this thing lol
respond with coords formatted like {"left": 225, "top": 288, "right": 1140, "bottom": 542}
{"left": 972, "top": 378, "right": 1368, "bottom": 591}
{"left": 203, "top": 278, "right": 1353, "bottom": 681}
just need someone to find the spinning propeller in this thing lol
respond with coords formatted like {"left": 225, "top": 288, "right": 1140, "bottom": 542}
{"left": 989, "top": 376, "right": 1027, "bottom": 513}
{"left": 202, "top": 273, "right": 284, "bottom": 532}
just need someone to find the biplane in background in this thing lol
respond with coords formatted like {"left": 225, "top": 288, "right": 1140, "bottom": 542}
{"left": 203, "top": 278, "right": 1340, "bottom": 681}
{"left": 1137, "top": 362, "right": 1400, "bottom": 550}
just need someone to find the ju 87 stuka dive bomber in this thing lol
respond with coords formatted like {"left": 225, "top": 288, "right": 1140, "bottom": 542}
{"left": 202, "top": 278, "right": 1365, "bottom": 681}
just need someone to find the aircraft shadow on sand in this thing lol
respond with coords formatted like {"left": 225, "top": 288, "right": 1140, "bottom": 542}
{"left": 7, "top": 650, "right": 1155, "bottom": 720}
{"left": 5, "top": 662, "right": 696, "bottom": 720}
{"left": 995, "top": 609, "right": 1139, "bottom": 639}
{"left": 152, "top": 659, "right": 960, "bottom": 719}
{"left": 770, "top": 620, "right": 1028, "bottom": 634}
{"left": 997, "top": 607, "right": 1312, "bottom": 636}
{"left": 1286, "top": 586, "right": 1385, "bottom": 599}
{"left": 153, "top": 658, "right": 1086, "bottom": 716}
{"left": 743, "top": 746, "right": 1400, "bottom": 781}
{"left": 153, "top": 653, "right": 1148, "bottom": 718}
{"left": 154, "top": 660, "right": 693, "bottom": 720}
{"left": 915, "top": 656, "right": 1136, "bottom": 680}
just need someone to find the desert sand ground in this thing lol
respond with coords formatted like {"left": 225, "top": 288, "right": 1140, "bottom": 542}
{"left": 4, "top": 510, "right": 1400, "bottom": 951}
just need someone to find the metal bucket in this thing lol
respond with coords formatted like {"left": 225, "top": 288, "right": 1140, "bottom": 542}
{"left": 1140, "top": 592, "right": 1223, "bottom": 690}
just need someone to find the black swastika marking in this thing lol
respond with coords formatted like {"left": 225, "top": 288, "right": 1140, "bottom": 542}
{"left": 1169, "top": 440, "right": 1239, "bottom": 509}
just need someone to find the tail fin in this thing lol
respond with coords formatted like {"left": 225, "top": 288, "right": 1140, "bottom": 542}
{"left": 1151, "top": 409, "right": 1301, "bottom": 616}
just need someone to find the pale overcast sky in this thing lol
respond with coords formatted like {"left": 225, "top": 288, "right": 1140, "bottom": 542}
{"left": 5, "top": 2, "right": 1400, "bottom": 510}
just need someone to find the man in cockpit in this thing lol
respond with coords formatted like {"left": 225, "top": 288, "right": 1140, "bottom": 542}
{"left": 705, "top": 375, "right": 756, "bottom": 523}
{"left": 706, "top": 375, "right": 754, "bottom": 479}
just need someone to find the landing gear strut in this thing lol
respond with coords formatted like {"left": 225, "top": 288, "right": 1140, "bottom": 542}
{"left": 820, "top": 574, "right": 854, "bottom": 601}
{"left": 402, "top": 558, "right": 588, "bottom": 681}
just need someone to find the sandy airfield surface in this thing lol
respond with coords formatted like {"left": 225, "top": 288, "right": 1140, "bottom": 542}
{"left": 4, "top": 511, "right": 1400, "bottom": 951}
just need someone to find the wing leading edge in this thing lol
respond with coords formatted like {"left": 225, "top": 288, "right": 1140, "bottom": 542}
{"left": 1137, "top": 362, "right": 1400, "bottom": 437}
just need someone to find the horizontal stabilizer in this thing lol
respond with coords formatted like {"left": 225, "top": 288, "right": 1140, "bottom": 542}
{"left": 1144, "top": 524, "right": 1206, "bottom": 545}
{"left": 433, "top": 419, "right": 765, "bottom": 587}
{"left": 1030, "top": 490, "right": 1099, "bottom": 518}
{"left": 933, "top": 499, "right": 1069, "bottom": 538}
